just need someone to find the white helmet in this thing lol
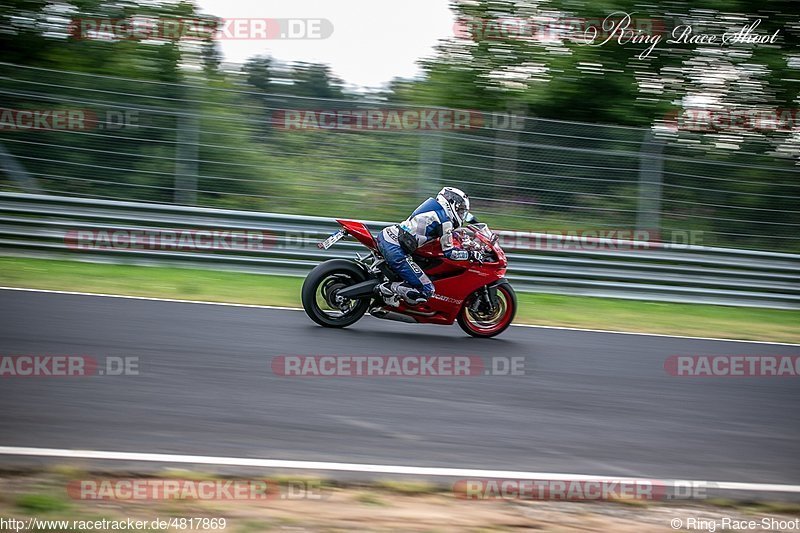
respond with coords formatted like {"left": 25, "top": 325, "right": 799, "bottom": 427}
{"left": 436, "top": 186, "right": 470, "bottom": 228}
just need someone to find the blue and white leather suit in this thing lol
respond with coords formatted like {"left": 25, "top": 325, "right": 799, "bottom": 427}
{"left": 376, "top": 197, "right": 469, "bottom": 299}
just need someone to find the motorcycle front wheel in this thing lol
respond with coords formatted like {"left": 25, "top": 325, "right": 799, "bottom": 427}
{"left": 457, "top": 283, "right": 517, "bottom": 338}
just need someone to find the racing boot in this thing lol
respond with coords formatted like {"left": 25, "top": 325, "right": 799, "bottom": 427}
{"left": 377, "top": 281, "right": 400, "bottom": 307}
{"left": 379, "top": 281, "right": 427, "bottom": 306}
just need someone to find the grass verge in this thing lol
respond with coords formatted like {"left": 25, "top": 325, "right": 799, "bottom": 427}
{"left": 0, "top": 256, "right": 797, "bottom": 344}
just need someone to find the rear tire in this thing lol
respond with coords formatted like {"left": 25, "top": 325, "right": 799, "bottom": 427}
{"left": 302, "top": 260, "right": 371, "bottom": 328}
{"left": 457, "top": 284, "right": 517, "bottom": 338}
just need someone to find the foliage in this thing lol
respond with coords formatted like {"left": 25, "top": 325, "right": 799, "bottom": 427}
{"left": 0, "top": 0, "right": 798, "bottom": 251}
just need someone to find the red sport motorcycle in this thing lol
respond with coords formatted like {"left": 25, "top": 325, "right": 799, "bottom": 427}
{"left": 301, "top": 219, "right": 517, "bottom": 337}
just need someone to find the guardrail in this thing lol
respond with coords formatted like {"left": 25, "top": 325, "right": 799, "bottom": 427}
{"left": 0, "top": 192, "right": 798, "bottom": 310}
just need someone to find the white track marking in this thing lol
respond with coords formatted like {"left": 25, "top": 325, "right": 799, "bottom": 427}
{"left": 0, "top": 446, "right": 797, "bottom": 493}
{"left": 0, "top": 286, "right": 302, "bottom": 311}
{"left": 510, "top": 323, "right": 800, "bottom": 346}
{"left": 1, "top": 286, "right": 798, "bottom": 346}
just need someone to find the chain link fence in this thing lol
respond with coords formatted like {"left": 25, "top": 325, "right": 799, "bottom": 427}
{"left": 1, "top": 62, "right": 798, "bottom": 252}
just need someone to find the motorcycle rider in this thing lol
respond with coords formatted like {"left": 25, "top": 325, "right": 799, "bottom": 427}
{"left": 376, "top": 186, "right": 481, "bottom": 307}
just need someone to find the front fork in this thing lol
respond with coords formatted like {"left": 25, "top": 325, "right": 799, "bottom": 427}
{"left": 472, "top": 278, "right": 509, "bottom": 313}
{"left": 470, "top": 285, "right": 498, "bottom": 314}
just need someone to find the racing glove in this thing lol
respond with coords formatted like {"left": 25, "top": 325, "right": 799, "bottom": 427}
{"left": 469, "top": 250, "right": 484, "bottom": 263}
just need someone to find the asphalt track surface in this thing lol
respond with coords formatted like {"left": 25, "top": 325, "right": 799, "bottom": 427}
{"left": 0, "top": 289, "right": 798, "bottom": 486}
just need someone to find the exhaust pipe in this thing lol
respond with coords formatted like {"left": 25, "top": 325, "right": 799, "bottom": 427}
{"left": 370, "top": 309, "right": 418, "bottom": 324}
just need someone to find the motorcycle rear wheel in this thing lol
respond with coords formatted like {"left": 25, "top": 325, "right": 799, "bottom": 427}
{"left": 302, "top": 260, "right": 371, "bottom": 328}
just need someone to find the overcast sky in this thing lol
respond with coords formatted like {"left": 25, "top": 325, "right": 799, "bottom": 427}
{"left": 194, "top": 0, "right": 456, "bottom": 89}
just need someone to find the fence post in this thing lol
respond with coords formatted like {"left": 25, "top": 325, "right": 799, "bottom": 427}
{"left": 418, "top": 131, "right": 442, "bottom": 196}
{"left": 174, "top": 84, "right": 199, "bottom": 205}
{"left": 0, "top": 143, "right": 39, "bottom": 193}
{"left": 637, "top": 130, "right": 664, "bottom": 237}
{"left": 494, "top": 119, "right": 519, "bottom": 187}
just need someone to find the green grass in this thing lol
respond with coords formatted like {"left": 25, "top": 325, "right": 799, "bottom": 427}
{"left": 15, "top": 493, "right": 70, "bottom": 513}
{"left": 373, "top": 480, "right": 441, "bottom": 496}
{"left": 0, "top": 257, "right": 797, "bottom": 343}
{"left": 355, "top": 492, "right": 389, "bottom": 506}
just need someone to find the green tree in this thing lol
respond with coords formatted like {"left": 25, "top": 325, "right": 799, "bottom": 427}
{"left": 243, "top": 56, "right": 274, "bottom": 92}
{"left": 289, "top": 62, "right": 345, "bottom": 99}
{"left": 406, "top": 0, "right": 799, "bottom": 127}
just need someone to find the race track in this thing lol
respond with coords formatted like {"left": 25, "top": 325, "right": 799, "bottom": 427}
{"left": 0, "top": 289, "right": 798, "bottom": 486}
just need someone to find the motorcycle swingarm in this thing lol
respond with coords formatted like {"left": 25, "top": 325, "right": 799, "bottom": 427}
{"left": 336, "top": 279, "right": 381, "bottom": 300}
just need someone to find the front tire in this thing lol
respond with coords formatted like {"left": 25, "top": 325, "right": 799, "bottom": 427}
{"left": 302, "top": 260, "right": 371, "bottom": 328}
{"left": 457, "top": 283, "right": 517, "bottom": 338}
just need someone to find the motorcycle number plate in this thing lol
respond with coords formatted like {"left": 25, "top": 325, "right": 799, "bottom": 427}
{"left": 318, "top": 229, "right": 346, "bottom": 250}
